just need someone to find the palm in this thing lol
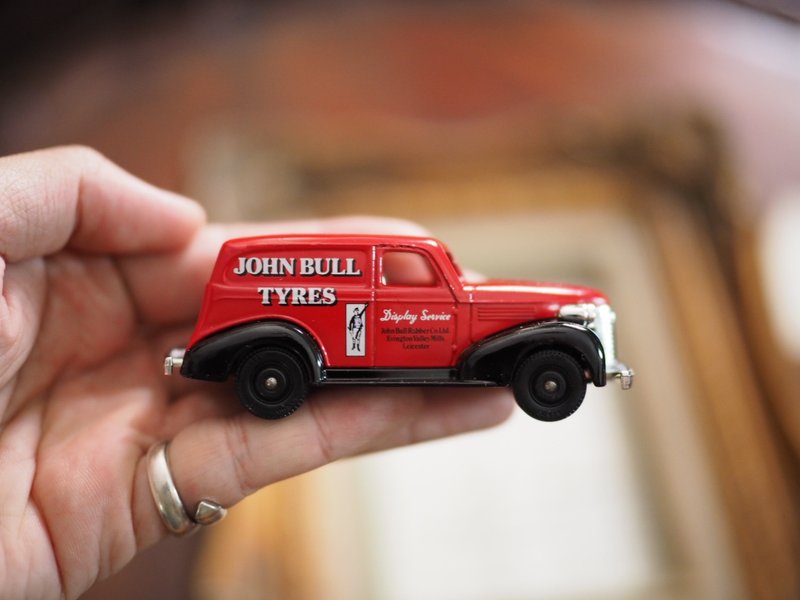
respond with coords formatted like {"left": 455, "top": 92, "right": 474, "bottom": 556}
{"left": 2, "top": 251, "right": 201, "bottom": 598}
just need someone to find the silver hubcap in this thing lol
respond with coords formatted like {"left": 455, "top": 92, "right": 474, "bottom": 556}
{"left": 543, "top": 379, "right": 559, "bottom": 393}
{"left": 264, "top": 376, "right": 279, "bottom": 390}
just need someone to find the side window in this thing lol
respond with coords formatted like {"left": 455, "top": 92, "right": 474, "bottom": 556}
{"left": 381, "top": 250, "right": 438, "bottom": 286}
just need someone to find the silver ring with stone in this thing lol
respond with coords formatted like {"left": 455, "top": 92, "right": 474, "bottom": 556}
{"left": 146, "top": 441, "right": 227, "bottom": 535}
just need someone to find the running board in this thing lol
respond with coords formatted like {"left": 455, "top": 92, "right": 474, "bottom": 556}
{"left": 322, "top": 368, "right": 496, "bottom": 386}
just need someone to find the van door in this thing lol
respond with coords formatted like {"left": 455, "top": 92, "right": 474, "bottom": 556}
{"left": 373, "top": 247, "right": 458, "bottom": 367}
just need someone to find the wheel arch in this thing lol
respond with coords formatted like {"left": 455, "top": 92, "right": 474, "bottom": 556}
{"left": 458, "top": 321, "right": 606, "bottom": 386}
{"left": 180, "top": 320, "right": 325, "bottom": 383}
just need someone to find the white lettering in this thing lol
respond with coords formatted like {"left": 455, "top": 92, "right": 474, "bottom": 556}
{"left": 300, "top": 258, "right": 315, "bottom": 276}
{"left": 246, "top": 257, "right": 261, "bottom": 275}
{"left": 380, "top": 309, "right": 418, "bottom": 325}
{"left": 292, "top": 287, "right": 308, "bottom": 304}
{"left": 234, "top": 256, "right": 361, "bottom": 277}
{"left": 233, "top": 257, "right": 247, "bottom": 275}
{"left": 234, "top": 257, "right": 296, "bottom": 276}
{"left": 345, "top": 258, "right": 362, "bottom": 276}
{"left": 257, "top": 287, "right": 273, "bottom": 304}
{"left": 421, "top": 309, "right": 452, "bottom": 321}
{"left": 379, "top": 308, "right": 452, "bottom": 324}
{"left": 256, "top": 287, "right": 337, "bottom": 306}
{"left": 313, "top": 258, "right": 331, "bottom": 276}
{"left": 260, "top": 257, "right": 294, "bottom": 276}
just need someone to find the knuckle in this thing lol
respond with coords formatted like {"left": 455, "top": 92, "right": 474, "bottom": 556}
{"left": 222, "top": 418, "right": 259, "bottom": 498}
{"left": 59, "top": 144, "right": 106, "bottom": 165}
{"left": 308, "top": 401, "right": 336, "bottom": 464}
{"left": 50, "top": 145, "right": 109, "bottom": 181}
{"left": 71, "top": 146, "right": 110, "bottom": 181}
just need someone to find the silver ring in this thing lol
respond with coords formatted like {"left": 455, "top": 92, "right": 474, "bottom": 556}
{"left": 146, "top": 441, "right": 227, "bottom": 535}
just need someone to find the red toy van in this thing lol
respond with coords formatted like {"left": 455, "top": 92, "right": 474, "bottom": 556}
{"left": 165, "top": 234, "right": 633, "bottom": 421}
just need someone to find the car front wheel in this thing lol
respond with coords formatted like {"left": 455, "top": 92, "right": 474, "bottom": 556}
{"left": 512, "top": 350, "right": 587, "bottom": 421}
{"left": 236, "top": 348, "right": 309, "bottom": 419}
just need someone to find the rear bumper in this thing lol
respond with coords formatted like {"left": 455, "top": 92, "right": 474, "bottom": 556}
{"left": 607, "top": 360, "right": 634, "bottom": 390}
{"left": 164, "top": 347, "right": 186, "bottom": 376}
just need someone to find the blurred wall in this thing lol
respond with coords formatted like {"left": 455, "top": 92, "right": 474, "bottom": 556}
{"left": 3, "top": 1, "right": 800, "bottom": 209}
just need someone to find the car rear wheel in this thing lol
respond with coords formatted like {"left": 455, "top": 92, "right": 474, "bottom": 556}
{"left": 512, "top": 350, "right": 586, "bottom": 421}
{"left": 236, "top": 348, "right": 309, "bottom": 419}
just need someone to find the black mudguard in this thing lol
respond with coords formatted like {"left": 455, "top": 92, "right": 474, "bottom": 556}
{"left": 458, "top": 321, "right": 606, "bottom": 386}
{"left": 180, "top": 321, "right": 324, "bottom": 382}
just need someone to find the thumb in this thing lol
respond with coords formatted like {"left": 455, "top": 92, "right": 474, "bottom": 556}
{"left": 0, "top": 146, "right": 205, "bottom": 263}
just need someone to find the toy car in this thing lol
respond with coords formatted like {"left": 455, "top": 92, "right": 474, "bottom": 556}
{"left": 164, "top": 234, "right": 633, "bottom": 421}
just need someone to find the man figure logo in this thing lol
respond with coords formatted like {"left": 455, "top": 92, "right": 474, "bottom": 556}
{"left": 346, "top": 303, "right": 367, "bottom": 357}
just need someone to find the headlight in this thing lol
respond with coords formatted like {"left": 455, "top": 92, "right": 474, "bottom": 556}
{"left": 558, "top": 303, "right": 598, "bottom": 325}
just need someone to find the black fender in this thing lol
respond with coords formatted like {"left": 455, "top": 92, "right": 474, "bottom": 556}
{"left": 181, "top": 321, "right": 325, "bottom": 383}
{"left": 458, "top": 321, "right": 606, "bottom": 386}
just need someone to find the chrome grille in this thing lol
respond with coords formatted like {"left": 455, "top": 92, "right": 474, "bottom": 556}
{"left": 589, "top": 304, "right": 617, "bottom": 365}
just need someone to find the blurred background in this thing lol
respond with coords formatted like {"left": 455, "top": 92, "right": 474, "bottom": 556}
{"left": 3, "top": 1, "right": 799, "bottom": 599}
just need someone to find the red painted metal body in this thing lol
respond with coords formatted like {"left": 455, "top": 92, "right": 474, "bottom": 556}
{"left": 186, "top": 234, "right": 607, "bottom": 368}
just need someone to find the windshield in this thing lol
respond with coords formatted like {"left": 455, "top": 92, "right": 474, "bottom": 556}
{"left": 445, "top": 248, "right": 465, "bottom": 281}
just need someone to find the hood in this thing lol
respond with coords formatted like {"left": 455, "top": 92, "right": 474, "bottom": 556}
{"left": 464, "top": 279, "right": 607, "bottom": 305}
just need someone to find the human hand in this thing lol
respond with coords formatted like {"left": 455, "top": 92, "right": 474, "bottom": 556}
{"left": 0, "top": 147, "right": 513, "bottom": 600}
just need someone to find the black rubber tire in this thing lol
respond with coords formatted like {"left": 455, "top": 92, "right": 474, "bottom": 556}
{"left": 236, "top": 349, "right": 309, "bottom": 419}
{"left": 512, "top": 350, "right": 587, "bottom": 422}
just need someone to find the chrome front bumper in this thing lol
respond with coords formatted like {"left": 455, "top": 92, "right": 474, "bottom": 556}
{"left": 164, "top": 347, "right": 186, "bottom": 376}
{"left": 607, "top": 360, "right": 634, "bottom": 390}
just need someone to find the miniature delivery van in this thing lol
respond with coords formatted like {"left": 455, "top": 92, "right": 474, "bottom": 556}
{"left": 164, "top": 234, "right": 633, "bottom": 421}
